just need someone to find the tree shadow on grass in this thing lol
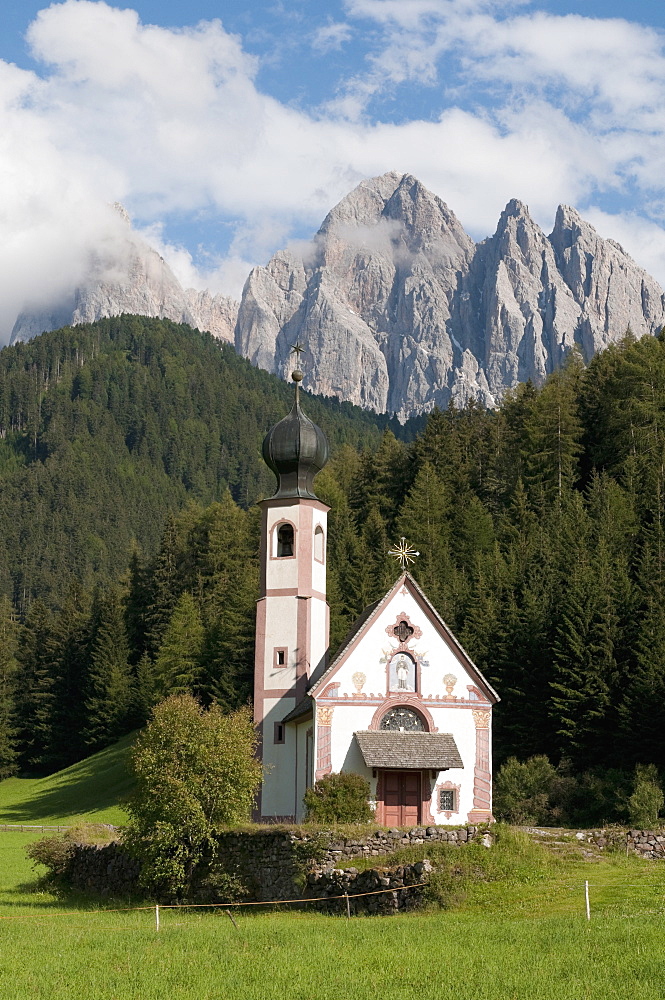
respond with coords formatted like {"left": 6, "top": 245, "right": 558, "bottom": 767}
{"left": 0, "top": 735, "right": 135, "bottom": 825}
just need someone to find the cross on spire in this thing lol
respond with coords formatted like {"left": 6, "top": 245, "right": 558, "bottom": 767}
{"left": 388, "top": 537, "right": 420, "bottom": 570}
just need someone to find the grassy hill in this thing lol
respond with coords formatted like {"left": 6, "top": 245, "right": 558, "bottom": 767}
{"left": 0, "top": 734, "right": 133, "bottom": 828}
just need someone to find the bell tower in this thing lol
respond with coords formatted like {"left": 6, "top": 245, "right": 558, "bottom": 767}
{"left": 254, "top": 358, "right": 329, "bottom": 820}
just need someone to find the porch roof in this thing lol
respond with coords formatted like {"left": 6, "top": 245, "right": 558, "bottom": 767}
{"left": 354, "top": 731, "right": 463, "bottom": 770}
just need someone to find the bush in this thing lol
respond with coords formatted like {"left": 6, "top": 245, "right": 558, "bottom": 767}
{"left": 124, "top": 695, "right": 262, "bottom": 898}
{"left": 628, "top": 764, "right": 664, "bottom": 828}
{"left": 26, "top": 824, "right": 116, "bottom": 887}
{"left": 494, "top": 756, "right": 558, "bottom": 825}
{"left": 303, "top": 772, "right": 373, "bottom": 824}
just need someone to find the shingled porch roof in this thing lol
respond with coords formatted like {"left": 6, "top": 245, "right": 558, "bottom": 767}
{"left": 354, "top": 731, "right": 464, "bottom": 770}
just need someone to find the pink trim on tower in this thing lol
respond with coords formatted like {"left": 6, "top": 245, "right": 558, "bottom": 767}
{"left": 265, "top": 587, "right": 327, "bottom": 601}
{"left": 315, "top": 705, "right": 333, "bottom": 780}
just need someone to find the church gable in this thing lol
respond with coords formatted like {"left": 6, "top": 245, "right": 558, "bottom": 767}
{"left": 309, "top": 572, "right": 498, "bottom": 706}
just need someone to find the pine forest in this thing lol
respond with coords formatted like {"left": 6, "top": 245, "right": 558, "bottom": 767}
{"left": 1, "top": 315, "right": 665, "bottom": 824}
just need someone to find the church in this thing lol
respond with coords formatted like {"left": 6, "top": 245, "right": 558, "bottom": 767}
{"left": 253, "top": 364, "right": 499, "bottom": 826}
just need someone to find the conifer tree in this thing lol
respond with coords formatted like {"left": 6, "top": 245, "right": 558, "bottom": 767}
{"left": 154, "top": 592, "right": 204, "bottom": 697}
{"left": 84, "top": 587, "right": 133, "bottom": 750}
{"left": 0, "top": 596, "right": 21, "bottom": 778}
{"left": 144, "top": 513, "right": 183, "bottom": 658}
{"left": 396, "top": 462, "right": 450, "bottom": 611}
{"left": 523, "top": 353, "right": 584, "bottom": 501}
{"left": 14, "top": 600, "right": 57, "bottom": 773}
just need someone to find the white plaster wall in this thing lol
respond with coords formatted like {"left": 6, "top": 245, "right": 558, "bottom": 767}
{"left": 328, "top": 588, "right": 483, "bottom": 702}
{"left": 261, "top": 696, "right": 298, "bottom": 818}
{"left": 262, "top": 596, "right": 299, "bottom": 691}
{"left": 315, "top": 583, "right": 493, "bottom": 824}
{"left": 428, "top": 704, "right": 478, "bottom": 823}
{"left": 309, "top": 597, "right": 329, "bottom": 677}
{"left": 295, "top": 719, "right": 314, "bottom": 821}
{"left": 266, "top": 505, "right": 301, "bottom": 590}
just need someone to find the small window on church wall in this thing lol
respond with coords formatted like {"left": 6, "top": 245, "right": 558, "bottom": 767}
{"left": 439, "top": 789, "right": 456, "bottom": 812}
{"left": 274, "top": 647, "right": 287, "bottom": 668}
{"left": 277, "top": 523, "right": 294, "bottom": 557}
{"left": 314, "top": 525, "right": 324, "bottom": 563}
{"left": 274, "top": 723, "right": 285, "bottom": 744}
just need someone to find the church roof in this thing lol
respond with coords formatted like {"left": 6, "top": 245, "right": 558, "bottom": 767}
{"left": 308, "top": 571, "right": 500, "bottom": 704}
{"left": 355, "top": 731, "right": 463, "bottom": 770}
{"left": 281, "top": 696, "right": 314, "bottom": 724}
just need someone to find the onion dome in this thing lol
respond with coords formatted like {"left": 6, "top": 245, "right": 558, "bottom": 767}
{"left": 262, "top": 370, "right": 329, "bottom": 500}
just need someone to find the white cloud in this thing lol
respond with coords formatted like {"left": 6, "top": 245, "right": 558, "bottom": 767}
{"left": 312, "top": 22, "right": 352, "bottom": 53}
{"left": 2, "top": 0, "right": 665, "bottom": 342}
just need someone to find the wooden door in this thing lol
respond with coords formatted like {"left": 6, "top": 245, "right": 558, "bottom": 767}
{"left": 382, "top": 770, "right": 421, "bottom": 827}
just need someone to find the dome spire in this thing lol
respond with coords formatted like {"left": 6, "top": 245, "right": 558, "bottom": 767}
{"left": 262, "top": 345, "right": 329, "bottom": 500}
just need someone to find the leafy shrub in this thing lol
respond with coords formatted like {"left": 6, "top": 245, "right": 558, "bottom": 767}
{"left": 628, "top": 764, "right": 664, "bottom": 828}
{"left": 26, "top": 824, "right": 116, "bottom": 887}
{"left": 303, "top": 772, "right": 373, "bottom": 824}
{"left": 494, "top": 756, "right": 558, "bottom": 824}
{"left": 124, "top": 695, "right": 262, "bottom": 898}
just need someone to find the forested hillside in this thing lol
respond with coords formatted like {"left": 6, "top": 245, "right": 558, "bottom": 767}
{"left": 2, "top": 320, "right": 665, "bottom": 825}
{"left": 0, "top": 315, "right": 402, "bottom": 608}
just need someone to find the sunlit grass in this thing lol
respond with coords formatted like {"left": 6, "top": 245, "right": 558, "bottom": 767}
{"left": 0, "top": 734, "right": 134, "bottom": 828}
{"left": 2, "top": 753, "right": 665, "bottom": 1000}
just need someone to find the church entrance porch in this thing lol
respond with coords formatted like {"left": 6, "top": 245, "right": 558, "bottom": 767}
{"left": 379, "top": 770, "right": 422, "bottom": 827}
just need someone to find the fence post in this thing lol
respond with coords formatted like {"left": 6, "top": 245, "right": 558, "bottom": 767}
{"left": 345, "top": 893, "right": 351, "bottom": 919}
{"left": 585, "top": 880, "right": 590, "bottom": 921}
{"left": 155, "top": 904, "right": 160, "bottom": 931}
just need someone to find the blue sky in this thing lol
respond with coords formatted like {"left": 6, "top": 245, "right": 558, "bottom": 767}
{"left": 2, "top": 0, "right": 665, "bottom": 339}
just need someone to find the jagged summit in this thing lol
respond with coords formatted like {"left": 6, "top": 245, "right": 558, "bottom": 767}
{"left": 9, "top": 175, "right": 665, "bottom": 419}
{"left": 10, "top": 206, "right": 239, "bottom": 346}
{"left": 235, "top": 175, "right": 665, "bottom": 418}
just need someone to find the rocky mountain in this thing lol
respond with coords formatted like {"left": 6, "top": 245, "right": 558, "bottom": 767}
{"left": 235, "top": 172, "right": 665, "bottom": 418}
{"left": 11, "top": 205, "right": 238, "bottom": 346}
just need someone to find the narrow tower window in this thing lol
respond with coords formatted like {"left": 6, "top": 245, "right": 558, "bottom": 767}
{"left": 314, "top": 524, "right": 324, "bottom": 563}
{"left": 277, "top": 523, "right": 294, "bottom": 557}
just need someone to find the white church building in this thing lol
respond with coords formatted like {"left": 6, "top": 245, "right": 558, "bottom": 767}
{"left": 254, "top": 368, "right": 499, "bottom": 826}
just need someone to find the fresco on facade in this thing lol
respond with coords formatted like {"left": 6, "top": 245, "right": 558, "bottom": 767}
{"left": 388, "top": 652, "right": 416, "bottom": 692}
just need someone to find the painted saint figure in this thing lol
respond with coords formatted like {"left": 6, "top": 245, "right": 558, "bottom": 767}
{"left": 396, "top": 655, "right": 409, "bottom": 690}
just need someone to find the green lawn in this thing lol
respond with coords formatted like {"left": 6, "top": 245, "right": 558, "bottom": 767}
{"left": 2, "top": 749, "right": 665, "bottom": 1000}
{"left": 2, "top": 823, "right": 665, "bottom": 999}
{"left": 0, "top": 734, "right": 134, "bottom": 828}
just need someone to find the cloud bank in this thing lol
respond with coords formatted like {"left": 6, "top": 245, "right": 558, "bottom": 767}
{"left": 1, "top": 0, "right": 665, "bottom": 342}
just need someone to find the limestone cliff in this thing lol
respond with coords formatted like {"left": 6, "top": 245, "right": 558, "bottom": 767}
{"left": 11, "top": 208, "right": 238, "bottom": 346}
{"left": 235, "top": 173, "right": 665, "bottom": 417}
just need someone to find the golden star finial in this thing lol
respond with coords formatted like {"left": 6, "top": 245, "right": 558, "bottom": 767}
{"left": 290, "top": 343, "right": 305, "bottom": 358}
{"left": 388, "top": 537, "right": 420, "bottom": 570}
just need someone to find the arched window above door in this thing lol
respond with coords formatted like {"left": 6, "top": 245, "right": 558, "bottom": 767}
{"left": 380, "top": 706, "right": 426, "bottom": 732}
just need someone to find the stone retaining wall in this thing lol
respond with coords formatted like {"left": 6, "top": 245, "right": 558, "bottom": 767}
{"left": 65, "top": 825, "right": 487, "bottom": 909}
{"left": 583, "top": 829, "right": 665, "bottom": 859}
{"left": 67, "top": 842, "right": 141, "bottom": 897}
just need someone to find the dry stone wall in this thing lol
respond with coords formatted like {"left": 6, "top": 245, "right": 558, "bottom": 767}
{"left": 65, "top": 825, "right": 488, "bottom": 911}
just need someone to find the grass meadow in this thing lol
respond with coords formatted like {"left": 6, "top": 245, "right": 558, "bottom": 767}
{"left": 3, "top": 827, "right": 665, "bottom": 999}
{"left": 2, "top": 743, "right": 665, "bottom": 999}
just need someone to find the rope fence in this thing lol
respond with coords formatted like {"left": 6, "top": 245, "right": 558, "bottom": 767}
{"left": 2, "top": 878, "right": 665, "bottom": 926}
{"left": 0, "top": 882, "right": 430, "bottom": 923}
